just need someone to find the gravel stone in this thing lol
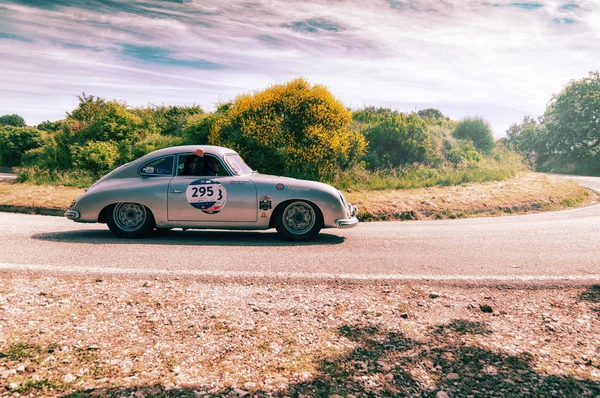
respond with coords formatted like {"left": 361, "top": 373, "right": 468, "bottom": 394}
{"left": 1, "top": 369, "right": 16, "bottom": 379}
{"left": 479, "top": 304, "right": 493, "bottom": 313}
{"left": 63, "top": 373, "right": 76, "bottom": 383}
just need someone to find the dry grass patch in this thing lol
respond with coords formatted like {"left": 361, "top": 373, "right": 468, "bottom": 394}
{"left": 346, "top": 173, "right": 592, "bottom": 221}
{"left": 0, "top": 180, "right": 83, "bottom": 209}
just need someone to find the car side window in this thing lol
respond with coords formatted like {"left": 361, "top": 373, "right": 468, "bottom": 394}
{"left": 138, "top": 156, "right": 175, "bottom": 176}
{"left": 207, "top": 155, "right": 229, "bottom": 177}
{"left": 177, "top": 153, "right": 230, "bottom": 177}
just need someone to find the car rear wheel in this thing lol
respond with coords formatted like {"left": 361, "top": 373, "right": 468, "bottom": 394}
{"left": 275, "top": 201, "right": 322, "bottom": 241}
{"left": 106, "top": 202, "right": 155, "bottom": 238}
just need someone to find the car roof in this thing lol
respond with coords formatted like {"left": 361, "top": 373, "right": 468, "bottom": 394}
{"left": 148, "top": 145, "right": 238, "bottom": 158}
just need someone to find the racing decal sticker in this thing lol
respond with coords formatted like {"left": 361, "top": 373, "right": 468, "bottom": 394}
{"left": 259, "top": 195, "right": 272, "bottom": 211}
{"left": 186, "top": 179, "right": 227, "bottom": 214}
{"left": 288, "top": 185, "right": 310, "bottom": 192}
{"left": 276, "top": 183, "right": 284, "bottom": 191}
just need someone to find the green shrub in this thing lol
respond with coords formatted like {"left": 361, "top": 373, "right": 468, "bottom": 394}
{"left": 49, "top": 98, "right": 158, "bottom": 172}
{"left": 36, "top": 120, "right": 64, "bottom": 132}
{"left": 133, "top": 105, "right": 204, "bottom": 136}
{"left": 71, "top": 141, "right": 120, "bottom": 175}
{"left": 329, "top": 147, "right": 525, "bottom": 191}
{"left": 183, "top": 110, "right": 217, "bottom": 145}
{"left": 363, "top": 112, "right": 431, "bottom": 169}
{"left": 21, "top": 138, "right": 58, "bottom": 168}
{"left": 0, "top": 126, "right": 44, "bottom": 166}
{"left": 16, "top": 166, "right": 96, "bottom": 188}
{"left": 453, "top": 117, "right": 495, "bottom": 153}
{"left": 132, "top": 134, "right": 183, "bottom": 158}
{"left": 444, "top": 139, "right": 483, "bottom": 165}
{"left": 81, "top": 101, "right": 154, "bottom": 143}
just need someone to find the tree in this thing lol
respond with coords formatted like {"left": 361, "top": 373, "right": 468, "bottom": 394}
{"left": 452, "top": 117, "right": 495, "bottom": 153}
{"left": 67, "top": 94, "right": 107, "bottom": 124}
{"left": 0, "top": 114, "right": 26, "bottom": 127}
{"left": 505, "top": 116, "right": 547, "bottom": 154}
{"left": 543, "top": 71, "right": 600, "bottom": 161}
{"left": 188, "top": 78, "right": 367, "bottom": 179}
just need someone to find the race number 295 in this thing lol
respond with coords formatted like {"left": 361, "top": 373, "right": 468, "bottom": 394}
{"left": 190, "top": 186, "right": 222, "bottom": 200}
{"left": 186, "top": 180, "right": 227, "bottom": 214}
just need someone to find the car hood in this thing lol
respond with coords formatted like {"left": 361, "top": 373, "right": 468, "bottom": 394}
{"left": 250, "top": 173, "right": 338, "bottom": 193}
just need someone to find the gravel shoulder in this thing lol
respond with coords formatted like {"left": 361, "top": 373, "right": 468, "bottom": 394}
{"left": 1, "top": 275, "right": 599, "bottom": 397}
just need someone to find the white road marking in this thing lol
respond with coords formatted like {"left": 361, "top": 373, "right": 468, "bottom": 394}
{"left": 1, "top": 262, "right": 599, "bottom": 282}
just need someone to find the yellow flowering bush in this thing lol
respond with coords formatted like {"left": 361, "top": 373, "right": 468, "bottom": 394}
{"left": 187, "top": 78, "right": 367, "bottom": 179}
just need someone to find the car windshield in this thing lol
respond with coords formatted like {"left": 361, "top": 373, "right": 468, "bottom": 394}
{"left": 223, "top": 153, "right": 254, "bottom": 176}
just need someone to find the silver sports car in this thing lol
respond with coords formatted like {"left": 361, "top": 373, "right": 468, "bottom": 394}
{"left": 65, "top": 145, "right": 358, "bottom": 241}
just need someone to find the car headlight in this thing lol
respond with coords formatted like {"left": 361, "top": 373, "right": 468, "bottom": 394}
{"left": 69, "top": 199, "right": 76, "bottom": 208}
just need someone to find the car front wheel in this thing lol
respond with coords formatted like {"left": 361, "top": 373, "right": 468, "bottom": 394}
{"left": 106, "top": 202, "right": 155, "bottom": 238}
{"left": 275, "top": 201, "right": 322, "bottom": 241}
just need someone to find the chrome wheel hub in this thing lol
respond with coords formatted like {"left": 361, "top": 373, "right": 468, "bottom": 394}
{"left": 114, "top": 203, "right": 146, "bottom": 231}
{"left": 283, "top": 202, "right": 315, "bottom": 234}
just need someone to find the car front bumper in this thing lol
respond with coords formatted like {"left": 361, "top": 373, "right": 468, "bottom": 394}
{"left": 64, "top": 210, "right": 80, "bottom": 220}
{"left": 335, "top": 204, "right": 358, "bottom": 228}
{"left": 335, "top": 217, "right": 359, "bottom": 228}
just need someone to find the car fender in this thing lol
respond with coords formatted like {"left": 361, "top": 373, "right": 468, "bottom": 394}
{"left": 73, "top": 177, "right": 172, "bottom": 223}
{"left": 251, "top": 177, "right": 346, "bottom": 228}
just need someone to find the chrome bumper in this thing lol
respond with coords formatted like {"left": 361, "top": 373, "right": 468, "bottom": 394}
{"left": 64, "top": 210, "right": 80, "bottom": 220}
{"left": 336, "top": 204, "right": 359, "bottom": 228}
{"left": 335, "top": 217, "right": 359, "bottom": 228}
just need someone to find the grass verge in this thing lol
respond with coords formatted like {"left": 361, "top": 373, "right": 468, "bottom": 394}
{"left": 346, "top": 172, "right": 591, "bottom": 221}
{"left": 0, "top": 172, "right": 592, "bottom": 221}
{"left": 330, "top": 149, "right": 527, "bottom": 191}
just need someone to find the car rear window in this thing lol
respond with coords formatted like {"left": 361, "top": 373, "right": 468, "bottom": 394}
{"left": 138, "top": 156, "right": 175, "bottom": 176}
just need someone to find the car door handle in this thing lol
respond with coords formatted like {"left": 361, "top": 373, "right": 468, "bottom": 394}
{"left": 170, "top": 189, "right": 184, "bottom": 194}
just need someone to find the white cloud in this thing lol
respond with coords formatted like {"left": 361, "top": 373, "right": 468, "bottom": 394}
{"left": 0, "top": 0, "right": 598, "bottom": 136}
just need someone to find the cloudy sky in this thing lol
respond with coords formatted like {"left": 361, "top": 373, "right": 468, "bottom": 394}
{"left": 0, "top": 0, "right": 598, "bottom": 136}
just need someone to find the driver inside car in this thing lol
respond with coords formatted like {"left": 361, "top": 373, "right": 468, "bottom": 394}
{"left": 180, "top": 148, "right": 221, "bottom": 177}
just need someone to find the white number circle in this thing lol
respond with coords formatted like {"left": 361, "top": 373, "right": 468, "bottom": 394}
{"left": 186, "top": 179, "right": 227, "bottom": 214}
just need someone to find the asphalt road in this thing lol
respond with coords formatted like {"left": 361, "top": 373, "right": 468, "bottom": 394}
{"left": 0, "top": 176, "right": 599, "bottom": 282}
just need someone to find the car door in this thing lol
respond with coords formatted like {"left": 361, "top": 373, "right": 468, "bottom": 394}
{"left": 167, "top": 154, "right": 257, "bottom": 222}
